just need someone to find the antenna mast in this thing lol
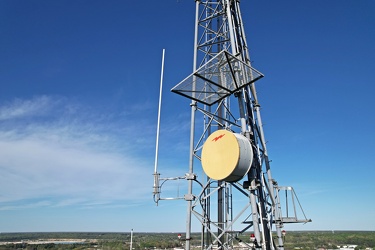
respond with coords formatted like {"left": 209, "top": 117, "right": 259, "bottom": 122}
{"left": 156, "top": 1, "right": 311, "bottom": 250}
{"left": 153, "top": 49, "right": 165, "bottom": 205}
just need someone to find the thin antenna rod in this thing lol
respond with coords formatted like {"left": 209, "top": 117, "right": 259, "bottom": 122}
{"left": 130, "top": 229, "right": 133, "bottom": 250}
{"left": 154, "top": 49, "right": 165, "bottom": 174}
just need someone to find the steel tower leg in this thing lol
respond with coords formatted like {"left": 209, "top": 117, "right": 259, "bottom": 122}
{"left": 185, "top": 2, "right": 201, "bottom": 250}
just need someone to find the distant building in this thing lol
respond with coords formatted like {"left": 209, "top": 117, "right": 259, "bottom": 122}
{"left": 339, "top": 245, "right": 357, "bottom": 250}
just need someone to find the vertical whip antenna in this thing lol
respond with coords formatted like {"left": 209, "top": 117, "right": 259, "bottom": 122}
{"left": 153, "top": 49, "right": 165, "bottom": 205}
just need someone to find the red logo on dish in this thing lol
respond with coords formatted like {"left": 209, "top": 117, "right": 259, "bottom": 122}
{"left": 212, "top": 134, "right": 225, "bottom": 142}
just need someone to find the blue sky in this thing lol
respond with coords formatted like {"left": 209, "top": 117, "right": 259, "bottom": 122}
{"left": 0, "top": 0, "right": 374, "bottom": 233}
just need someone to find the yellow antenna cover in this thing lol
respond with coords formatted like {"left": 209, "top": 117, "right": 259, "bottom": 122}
{"left": 201, "top": 129, "right": 253, "bottom": 182}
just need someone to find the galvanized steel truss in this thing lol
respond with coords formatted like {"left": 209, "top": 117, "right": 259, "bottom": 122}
{"left": 155, "top": 1, "right": 311, "bottom": 250}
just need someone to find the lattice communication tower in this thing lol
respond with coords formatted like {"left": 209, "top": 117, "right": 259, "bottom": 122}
{"left": 153, "top": 1, "right": 311, "bottom": 250}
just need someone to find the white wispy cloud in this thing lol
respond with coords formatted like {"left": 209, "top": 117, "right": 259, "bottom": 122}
{"left": 0, "top": 96, "right": 55, "bottom": 121}
{"left": 0, "top": 96, "right": 153, "bottom": 210}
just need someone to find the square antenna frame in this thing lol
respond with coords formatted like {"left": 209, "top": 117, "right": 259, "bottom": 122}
{"left": 171, "top": 50, "right": 264, "bottom": 106}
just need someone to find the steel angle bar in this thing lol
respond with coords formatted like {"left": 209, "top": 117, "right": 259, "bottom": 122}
{"left": 210, "top": 202, "right": 253, "bottom": 247}
{"left": 192, "top": 180, "right": 213, "bottom": 205}
{"left": 198, "top": 99, "right": 238, "bottom": 125}
{"left": 193, "top": 100, "right": 228, "bottom": 150}
{"left": 231, "top": 182, "right": 251, "bottom": 198}
{"left": 224, "top": 51, "right": 240, "bottom": 89}
{"left": 190, "top": 209, "right": 223, "bottom": 245}
{"left": 200, "top": 180, "right": 224, "bottom": 200}
{"left": 261, "top": 173, "right": 276, "bottom": 206}
{"left": 197, "top": 106, "right": 240, "bottom": 129}
{"left": 237, "top": 223, "right": 254, "bottom": 234}
{"left": 291, "top": 187, "right": 311, "bottom": 223}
